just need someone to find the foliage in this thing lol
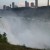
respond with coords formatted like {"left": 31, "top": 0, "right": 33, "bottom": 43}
{"left": 0, "top": 32, "right": 8, "bottom": 43}
{"left": 0, "top": 32, "right": 46, "bottom": 50}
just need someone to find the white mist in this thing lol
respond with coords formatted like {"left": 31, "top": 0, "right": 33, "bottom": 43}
{"left": 0, "top": 12, "right": 50, "bottom": 49}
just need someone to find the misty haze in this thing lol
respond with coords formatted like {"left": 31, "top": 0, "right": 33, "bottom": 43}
{"left": 0, "top": 7, "right": 50, "bottom": 50}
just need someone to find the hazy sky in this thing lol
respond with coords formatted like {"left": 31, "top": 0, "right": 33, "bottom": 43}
{"left": 0, "top": 0, "right": 50, "bottom": 9}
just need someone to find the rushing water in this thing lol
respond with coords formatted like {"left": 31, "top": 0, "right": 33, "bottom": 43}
{"left": 0, "top": 11, "right": 50, "bottom": 49}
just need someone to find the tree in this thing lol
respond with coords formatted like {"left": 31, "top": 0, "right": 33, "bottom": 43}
{"left": 0, "top": 32, "right": 9, "bottom": 44}
{"left": 0, "top": 34, "right": 2, "bottom": 42}
{"left": 2, "top": 32, "right": 7, "bottom": 43}
{"left": 0, "top": 34, "right": 2, "bottom": 38}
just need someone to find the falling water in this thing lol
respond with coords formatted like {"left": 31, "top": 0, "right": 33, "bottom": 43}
{"left": 0, "top": 11, "right": 50, "bottom": 49}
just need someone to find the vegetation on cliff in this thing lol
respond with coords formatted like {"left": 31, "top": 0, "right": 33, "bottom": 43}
{"left": 0, "top": 33, "right": 45, "bottom": 50}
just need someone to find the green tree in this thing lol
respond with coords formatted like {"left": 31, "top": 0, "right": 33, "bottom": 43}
{"left": 2, "top": 32, "right": 7, "bottom": 43}
{"left": 0, "top": 34, "right": 2, "bottom": 42}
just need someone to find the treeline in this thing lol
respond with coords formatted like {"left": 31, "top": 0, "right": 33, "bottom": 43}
{"left": 0, "top": 32, "right": 8, "bottom": 43}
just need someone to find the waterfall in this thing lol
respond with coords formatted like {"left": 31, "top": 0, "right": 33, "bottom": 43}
{"left": 0, "top": 12, "right": 50, "bottom": 49}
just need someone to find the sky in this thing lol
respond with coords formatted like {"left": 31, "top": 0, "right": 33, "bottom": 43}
{"left": 0, "top": 0, "right": 50, "bottom": 9}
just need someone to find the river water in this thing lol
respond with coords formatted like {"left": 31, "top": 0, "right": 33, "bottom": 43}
{"left": 0, "top": 11, "right": 50, "bottom": 49}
